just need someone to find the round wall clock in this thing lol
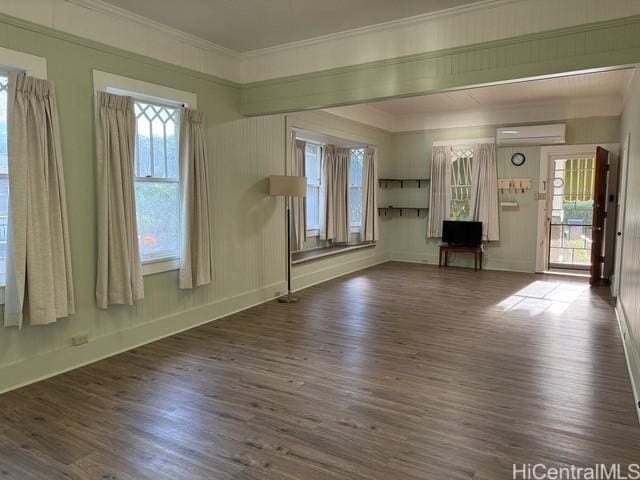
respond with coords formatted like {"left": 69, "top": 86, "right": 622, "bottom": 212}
{"left": 511, "top": 152, "right": 526, "bottom": 166}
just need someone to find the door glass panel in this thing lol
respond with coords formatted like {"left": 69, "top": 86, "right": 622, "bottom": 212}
{"left": 548, "top": 157, "right": 594, "bottom": 270}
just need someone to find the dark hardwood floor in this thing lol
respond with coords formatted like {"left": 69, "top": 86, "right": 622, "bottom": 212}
{"left": 0, "top": 262, "right": 638, "bottom": 479}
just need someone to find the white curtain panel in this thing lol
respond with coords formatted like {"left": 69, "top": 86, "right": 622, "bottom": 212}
{"left": 427, "top": 145, "right": 452, "bottom": 238}
{"left": 470, "top": 143, "right": 500, "bottom": 241}
{"left": 95, "top": 92, "right": 144, "bottom": 308}
{"left": 361, "top": 146, "right": 378, "bottom": 242}
{"left": 321, "top": 145, "right": 350, "bottom": 243}
{"left": 179, "top": 108, "right": 213, "bottom": 289}
{"left": 291, "top": 136, "right": 306, "bottom": 251}
{"left": 4, "top": 73, "right": 75, "bottom": 328}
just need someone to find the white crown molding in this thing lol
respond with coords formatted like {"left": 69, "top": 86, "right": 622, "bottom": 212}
{"left": 240, "top": 0, "right": 514, "bottom": 59}
{"left": 1, "top": 0, "right": 242, "bottom": 82}
{"left": 1, "top": 0, "right": 638, "bottom": 84}
{"left": 327, "top": 95, "right": 624, "bottom": 133}
{"left": 239, "top": 0, "right": 640, "bottom": 83}
{"left": 64, "top": 0, "right": 238, "bottom": 57}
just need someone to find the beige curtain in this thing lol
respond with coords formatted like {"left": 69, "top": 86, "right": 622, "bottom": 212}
{"left": 179, "top": 108, "right": 213, "bottom": 289}
{"left": 470, "top": 143, "right": 500, "bottom": 241}
{"left": 427, "top": 145, "right": 452, "bottom": 238}
{"left": 290, "top": 135, "right": 306, "bottom": 251}
{"left": 361, "top": 146, "right": 378, "bottom": 242}
{"left": 4, "top": 73, "right": 74, "bottom": 328}
{"left": 321, "top": 145, "right": 350, "bottom": 243}
{"left": 95, "top": 92, "right": 144, "bottom": 308}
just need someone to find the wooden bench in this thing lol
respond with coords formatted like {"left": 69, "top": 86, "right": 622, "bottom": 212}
{"left": 438, "top": 245, "right": 483, "bottom": 271}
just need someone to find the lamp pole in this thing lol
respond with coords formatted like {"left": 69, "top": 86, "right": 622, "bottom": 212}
{"left": 279, "top": 196, "right": 298, "bottom": 303}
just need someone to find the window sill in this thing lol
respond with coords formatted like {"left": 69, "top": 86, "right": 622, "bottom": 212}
{"left": 292, "top": 242, "right": 376, "bottom": 265}
{"left": 306, "top": 229, "right": 319, "bottom": 237}
{"left": 142, "top": 257, "right": 180, "bottom": 276}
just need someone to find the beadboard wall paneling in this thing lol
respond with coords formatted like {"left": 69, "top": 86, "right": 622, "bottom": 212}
{"left": 0, "top": 18, "right": 289, "bottom": 393}
{"left": 388, "top": 116, "right": 621, "bottom": 272}
{"left": 4, "top": 1, "right": 639, "bottom": 84}
{"left": 240, "top": 15, "right": 640, "bottom": 115}
{"left": 287, "top": 110, "right": 393, "bottom": 290}
{"left": 241, "top": 0, "right": 640, "bottom": 82}
{"left": 618, "top": 70, "right": 640, "bottom": 409}
{"left": 0, "top": 13, "right": 399, "bottom": 392}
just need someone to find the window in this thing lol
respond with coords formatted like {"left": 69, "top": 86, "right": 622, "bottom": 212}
{"left": 0, "top": 75, "right": 8, "bottom": 286}
{"left": 133, "top": 100, "right": 180, "bottom": 263}
{"left": 349, "top": 147, "right": 364, "bottom": 229}
{"left": 305, "top": 142, "right": 322, "bottom": 232}
{"left": 450, "top": 147, "right": 473, "bottom": 221}
{"left": 94, "top": 70, "right": 197, "bottom": 274}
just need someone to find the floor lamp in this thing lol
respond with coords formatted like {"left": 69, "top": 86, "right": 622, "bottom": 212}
{"left": 269, "top": 175, "right": 307, "bottom": 303}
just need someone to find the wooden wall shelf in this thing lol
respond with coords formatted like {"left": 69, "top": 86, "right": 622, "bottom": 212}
{"left": 378, "top": 178, "right": 430, "bottom": 188}
{"left": 378, "top": 206, "right": 429, "bottom": 217}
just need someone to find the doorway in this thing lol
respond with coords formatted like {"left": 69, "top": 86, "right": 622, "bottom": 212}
{"left": 547, "top": 156, "right": 595, "bottom": 271}
{"left": 538, "top": 146, "right": 611, "bottom": 283}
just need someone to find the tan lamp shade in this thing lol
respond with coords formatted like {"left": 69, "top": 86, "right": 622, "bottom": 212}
{"left": 269, "top": 175, "right": 307, "bottom": 197}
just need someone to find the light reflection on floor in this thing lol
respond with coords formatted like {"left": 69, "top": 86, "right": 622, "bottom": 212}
{"left": 496, "top": 280, "right": 590, "bottom": 316}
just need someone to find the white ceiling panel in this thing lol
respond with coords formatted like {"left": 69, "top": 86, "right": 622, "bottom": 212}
{"left": 98, "top": 0, "right": 479, "bottom": 52}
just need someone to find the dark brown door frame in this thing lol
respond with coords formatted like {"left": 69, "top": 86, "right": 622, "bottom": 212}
{"left": 590, "top": 146, "right": 609, "bottom": 285}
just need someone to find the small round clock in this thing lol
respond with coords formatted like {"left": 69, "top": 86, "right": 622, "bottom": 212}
{"left": 511, "top": 152, "right": 526, "bottom": 166}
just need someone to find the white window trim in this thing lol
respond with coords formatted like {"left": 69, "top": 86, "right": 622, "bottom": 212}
{"left": 92, "top": 70, "right": 197, "bottom": 276}
{"left": 0, "top": 49, "right": 47, "bottom": 303}
{"left": 304, "top": 141, "right": 322, "bottom": 233}
{"left": 0, "top": 46, "right": 47, "bottom": 79}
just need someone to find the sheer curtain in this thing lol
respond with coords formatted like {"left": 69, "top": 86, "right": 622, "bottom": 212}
{"left": 291, "top": 136, "right": 306, "bottom": 251}
{"left": 361, "top": 146, "right": 378, "bottom": 242}
{"left": 95, "top": 91, "right": 144, "bottom": 308}
{"left": 470, "top": 143, "right": 500, "bottom": 241}
{"left": 4, "top": 73, "right": 74, "bottom": 328}
{"left": 179, "top": 108, "right": 213, "bottom": 289}
{"left": 321, "top": 145, "right": 350, "bottom": 243}
{"left": 427, "top": 145, "right": 452, "bottom": 238}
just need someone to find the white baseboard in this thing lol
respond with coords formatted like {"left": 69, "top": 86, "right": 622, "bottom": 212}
{"left": 0, "top": 250, "right": 392, "bottom": 394}
{"left": 389, "top": 250, "right": 533, "bottom": 273}
{"left": 615, "top": 299, "right": 640, "bottom": 424}
{"left": 0, "top": 280, "right": 286, "bottom": 394}
{"left": 293, "top": 252, "right": 389, "bottom": 291}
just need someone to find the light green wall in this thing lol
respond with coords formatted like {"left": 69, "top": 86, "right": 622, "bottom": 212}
{"left": 0, "top": 11, "right": 632, "bottom": 393}
{"left": 618, "top": 70, "right": 640, "bottom": 410}
{"left": 286, "top": 110, "right": 392, "bottom": 289}
{"left": 387, "top": 117, "right": 621, "bottom": 272}
{"left": 240, "top": 16, "right": 640, "bottom": 115}
{"left": 0, "top": 17, "right": 390, "bottom": 392}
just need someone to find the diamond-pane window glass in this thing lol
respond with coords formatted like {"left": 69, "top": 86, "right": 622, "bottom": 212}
{"left": 0, "top": 75, "right": 7, "bottom": 284}
{"left": 450, "top": 147, "right": 473, "bottom": 221}
{"left": 133, "top": 100, "right": 180, "bottom": 261}
{"left": 305, "top": 143, "right": 321, "bottom": 231}
{"left": 349, "top": 148, "right": 364, "bottom": 228}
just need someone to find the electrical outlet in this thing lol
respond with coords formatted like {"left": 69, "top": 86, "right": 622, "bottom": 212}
{"left": 72, "top": 334, "right": 88, "bottom": 346}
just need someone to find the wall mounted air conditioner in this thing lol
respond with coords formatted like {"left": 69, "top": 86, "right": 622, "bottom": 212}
{"left": 496, "top": 124, "right": 566, "bottom": 146}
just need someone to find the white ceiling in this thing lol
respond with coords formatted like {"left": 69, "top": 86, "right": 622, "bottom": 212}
{"left": 370, "top": 70, "right": 633, "bottom": 115}
{"left": 97, "top": 0, "right": 479, "bottom": 52}
{"left": 326, "top": 69, "right": 634, "bottom": 132}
